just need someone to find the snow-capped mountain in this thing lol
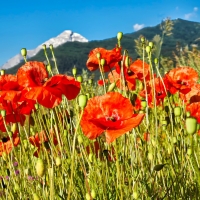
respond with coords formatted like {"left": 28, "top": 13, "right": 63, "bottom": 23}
{"left": 1, "top": 30, "right": 88, "bottom": 69}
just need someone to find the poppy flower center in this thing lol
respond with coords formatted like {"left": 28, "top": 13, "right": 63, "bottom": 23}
{"left": 105, "top": 111, "right": 120, "bottom": 122}
{"left": 2, "top": 137, "right": 9, "bottom": 143}
{"left": 177, "top": 80, "right": 188, "bottom": 86}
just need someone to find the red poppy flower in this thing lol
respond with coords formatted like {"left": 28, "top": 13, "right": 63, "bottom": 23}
{"left": 97, "top": 79, "right": 108, "bottom": 86}
{"left": 17, "top": 61, "right": 80, "bottom": 108}
{"left": 29, "top": 130, "right": 58, "bottom": 157}
{"left": 164, "top": 67, "right": 198, "bottom": 94}
{"left": 129, "top": 59, "right": 150, "bottom": 81}
{"left": 80, "top": 92, "right": 145, "bottom": 143}
{"left": 186, "top": 102, "right": 200, "bottom": 123}
{"left": 0, "top": 131, "right": 20, "bottom": 156}
{"left": 86, "top": 47, "right": 122, "bottom": 72}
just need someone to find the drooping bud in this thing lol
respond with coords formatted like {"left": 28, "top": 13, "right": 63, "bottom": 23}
{"left": 1, "top": 110, "right": 6, "bottom": 117}
{"left": 140, "top": 36, "right": 145, "bottom": 43}
{"left": 154, "top": 58, "right": 159, "bottom": 64}
{"left": 96, "top": 52, "right": 101, "bottom": 60}
{"left": 125, "top": 56, "right": 131, "bottom": 67}
{"left": 49, "top": 44, "right": 53, "bottom": 50}
{"left": 107, "top": 82, "right": 116, "bottom": 92}
{"left": 42, "top": 44, "right": 46, "bottom": 50}
{"left": 148, "top": 42, "right": 154, "bottom": 48}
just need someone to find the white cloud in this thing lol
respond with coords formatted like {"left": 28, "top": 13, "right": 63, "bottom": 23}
{"left": 133, "top": 23, "right": 145, "bottom": 31}
{"left": 184, "top": 7, "right": 198, "bottom": 20}
{"left": 194, "top": 7, "right": 198, "bottom": 12}
{"left": 185, "top": 13, "right": 194, "bottom": 20}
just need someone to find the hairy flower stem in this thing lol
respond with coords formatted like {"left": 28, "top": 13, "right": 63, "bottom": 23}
{"left": 67, "top": 110, "right": 84, "bottom": 200}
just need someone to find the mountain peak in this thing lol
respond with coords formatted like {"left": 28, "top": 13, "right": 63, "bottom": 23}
{"left": 1, "top": 30, "right": 88, "bottom": 69}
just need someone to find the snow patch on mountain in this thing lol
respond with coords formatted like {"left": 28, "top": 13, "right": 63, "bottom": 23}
{"left": 1, "top": 30, "right": 88, "bottom": 69}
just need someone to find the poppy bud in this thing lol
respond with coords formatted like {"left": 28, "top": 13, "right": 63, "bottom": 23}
{"left": 72, "top": 66, "right": 77, "bottom": 76}
{"left": 91, "top": 189, "right": 96, "bottom": 198}
{"left": 1, "top": 110, "right": 6, "bottom": 117}
{"left": 146, "top": 46, "right": 151, "bottom": 53}
{"left": 35, "top": 159, "right": 45, "bottom": 177}
{"left": 49, "top": 44, "right": 53, "bottom": 50}
{"left": 0, "top": 69, "right": 5, "bottom": 75}
{"left": 21, "top": 48, "right": 27, "bottom": 57}
{"left": 125, "top": 56, "right": 130, "bottom": 67}
{"left": 77, "top": 76, "right": 83, "bottom": 83}
{"left": 47, "top": 64, "right": 52, "bottom": 72}
{"left": 55, "top": 157, "right": 61, "bottom": 166}
{"left": 117, "top": 32, "right": 123, "bottom": 41}
{"left": 138, "top": 80, "right": 144, "bottom": 91}
{"left": 149, "top": 42, "right": 154, "bottom": 48}
{"left": 100, "top": 58, "right": 105, "bottom": 66}
{"left": 35, "top": 104, "right": 39, "bottom": 110}
{"left": 88, "top": 79, "right": 93, "bottom": 84}
{"left": 11, "top": 123, "right": 18, "bottom": 133}
{"left": 96, "top": 52, "right": 101, "bottom": 59}
{"left": 133, "top": 191, "right": 138, "bottom": 199}
{"left": 86, "top": 193, "right": 90, "bottom": 200}
{"left": 23, "top": 140, "right": 28, "bottom": 150}
{"left": 78, "top": 94, "right": 87, "bottom": 108}
{"left": 186, "top": 111, "right": 190, "bottom": 117}
{"left": 186, "top": 117, "right": 197, "bottom": 135}
{"left": 107, "top": 82, "right": 116, "bottom": 92}
{"left": 187, "top": 148, "right": 192, "bottom": 156}
{"left": 141, "top": 100, "right": 147, "bottom": 109}
{"left": 140, "top": 36, "right": 145, "bottom": 43}
{"left": 42, "top": 44, "right": 46, "bottom": 50}
{"left": 154, "top": 58, "right": 158, "bottom": 64}
{"left": 78, "top": 135, "right": 83, "bottom": 144}
{"left": 33, "top": 193, "right": 40, "bottom": 200}
{"left": 2, "top": 152, "right": 7, "bottom": 161}
{"left": 174, "top": 106, "right": 181, "bottom": 117}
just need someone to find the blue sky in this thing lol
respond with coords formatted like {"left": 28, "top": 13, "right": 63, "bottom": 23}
{"left": 0, "top": 0, "right": 199, "bottom": 67}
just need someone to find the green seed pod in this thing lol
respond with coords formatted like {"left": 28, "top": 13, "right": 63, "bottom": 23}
{"left": 133, "top": 191, "right": 138, "bottom": 199}
{"left": 187, "top": 148, "right": 192, "bottom": 156}
{"left": 91, "top": 189, "right": 96, "bottom": 198}
{"left": 78, "top": 94, "right": 87, "bottom": 108}
{"left": 0, "top": 69, "right": 5, "bottom": 75}
{"left": 186, "top": 111, "right": 190, "bottom": 117}
{"left": 21, "top": 48, "right": 27, "bottom": 57}
{"left": 55, "top": 157, "right": 61, "bottom": 166}
{"left": 145, "top": 46, "right": 151, "bottom": 53}
{"left": 72, "top": 67, "right": 77, "bottom": 76}
{"left": 47, "top": 64, "right": 52, "bottom": 72}
{"left": 147, "top": 152, "right": 153, "bottom": 161}
{"left": 42, "top": 44, "right": 46, "bottom": 50}
{"left": 186, "top": 117, "right": 197, "bottom": 135}
{"left": 1, "top": 110, "right": 6, "bottom": 117}
{"left": 33, "top": 193, "right": 40, "bottom": 200}
{"left": 107, "top": 82, "right": 116, "bottom": 92}
{"left": 172, "top": 137, "right": 177, "bottom": 144}
{"left": 11, "top": 123, "right": 18, "bottom": 133}
{"left": 76, "top": 76, "right": 83, "bottom": 83}
{"left": 125, "top": 56, "right": 130, "bottom": 67}
{"left": 96, "top": 52, "right": 101, "bottom": 59}
{"left": 78, "top": 135, "right": 83, "bottom": 144}
{"left": 49, "top": 44, "right": 53, "bottom": 50}
{"left": 117, "top": 32, "right": 123, "bottom": 41}
{"left": 89, "top": 153, "right": 94, "bottom": 163}
{"left": 162, "top": 120, "right": 168, "bottom": 126}
{"left": 148, "top": 42, "right": 154, "bottom": 48}
{"left": 140, "top": 36, "right": 145, "bottom": 43}
{"left": 35, "top": 159, "right": 45, "bottom": 177}
{"left": 35, "top": 103, "right": 39, "bottom": 110}
{"left": 154, "top": 58, "right": 159, "bottom": 64}
{"left": 88, "top": 79, "right": 93, "bottom": 84}
{"left": 100, "top": 58, "right": 106, "bottom": 66}
{"left": 174, "top": 106, "right": 181, "bottom": 117}
{"left": 86, "top": 193, "right": 90, "bottom": 200}
{"left": 141, "top": 100, "right": 147, "bottom": 109}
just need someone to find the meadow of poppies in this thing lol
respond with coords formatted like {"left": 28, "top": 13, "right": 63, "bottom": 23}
{"left": 0, "top": 32, "right": 200, "bottom": 199}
